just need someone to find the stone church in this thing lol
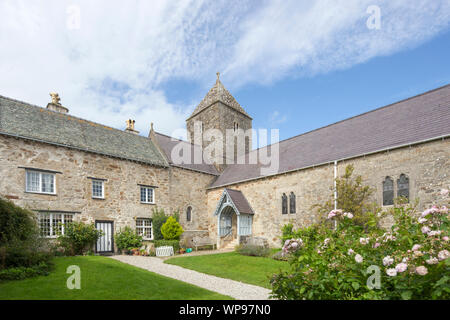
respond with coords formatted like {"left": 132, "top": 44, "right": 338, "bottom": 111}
{"left": 0, "top": 77, "right": 449, "bottom": 252}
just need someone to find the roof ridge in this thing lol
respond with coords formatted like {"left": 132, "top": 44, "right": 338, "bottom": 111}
{"left": 244, "top": 83, "right": 450, "bottom": 155}
{"left": 187, "top": 78, "right": 251, "bottom": 120}
{"left": 0, "top": 94, "right": 153, "bottom": 141}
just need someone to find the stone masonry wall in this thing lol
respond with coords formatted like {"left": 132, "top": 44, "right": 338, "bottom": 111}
{"left": 0, "top": 135, "right": 215, "bottom": 250}
{"left": 206, "top": 138, "right": 450, "bottom": 247}
{"left": 186, "top": 101, "right": 252, "bottom": 171}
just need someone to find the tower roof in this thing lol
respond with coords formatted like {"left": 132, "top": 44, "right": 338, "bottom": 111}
{"left": 187, "top": 73, "right": 252, "bottom": 120}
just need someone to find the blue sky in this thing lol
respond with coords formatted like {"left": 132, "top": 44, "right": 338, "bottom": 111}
{"left": 0, "top": 1, "right": 449, "bottom": 145}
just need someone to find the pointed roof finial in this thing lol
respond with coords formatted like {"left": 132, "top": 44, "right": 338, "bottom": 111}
{"left": 216, "top": 72, "right": 220, "bottom": 82}
{"left": 150, "top": 122, "right": 154, "bottom": 132}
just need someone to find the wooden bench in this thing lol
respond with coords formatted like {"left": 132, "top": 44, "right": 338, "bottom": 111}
{"left": 192, "top": 236, "right": 217, "bottom": 251}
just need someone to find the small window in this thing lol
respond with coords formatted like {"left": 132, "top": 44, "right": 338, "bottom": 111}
{"left": 282, "top": 193, "right": 288, "bottom": 215}
{"left": 136, "top": 218, "right": 152, "bottom": 240}
{"left": 233, "top": 122, "right": 239, "bottom": 132}
{"left": 92, "top": 179, "right": 104, "bottom": 199}
{"left": 26, "top": 170, "right": 56, "bottom": 194}
{"left": 38, "top": 212, "right": 73, "bottom": 238}
{"left": 289, "top": 192, "right": 296, "bottom": 214}
{"left": 140, "top": 186, "right": 154, "bottom": 204}
{"left": 383, "top": 177, "right": 394, "bottom": 206}
{"left": 186, "top": 206, "right": 192, "bottom": 222}
{"left": 397, "top": 174, "right": 409, "bottom": 202}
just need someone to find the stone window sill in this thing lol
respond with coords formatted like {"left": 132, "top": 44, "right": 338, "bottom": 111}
{"left": 24, "top": 191, "right": 57, "bottom": 196}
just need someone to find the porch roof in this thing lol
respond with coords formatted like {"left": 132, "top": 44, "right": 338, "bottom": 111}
{"left": 224, "top": 189, "right": 254, "bottom": 215}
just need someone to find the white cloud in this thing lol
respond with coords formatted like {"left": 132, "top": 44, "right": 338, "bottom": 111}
{"left": 0, "top": 0, "right": 449, "bottom": 136}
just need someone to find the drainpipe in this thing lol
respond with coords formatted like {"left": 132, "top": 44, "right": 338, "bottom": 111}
{"left": 334, "top": 160, "right": 338, "bottom": 229}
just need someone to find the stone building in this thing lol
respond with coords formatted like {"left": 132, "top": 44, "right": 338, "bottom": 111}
{"left": 0, "top": 79, "right": 449, "bottom": 252}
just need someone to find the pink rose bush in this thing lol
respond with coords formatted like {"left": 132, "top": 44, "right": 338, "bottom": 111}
{"left": 272, "top": 197, "right": 450, "bottom": 300}
{"left": 282, "top": 238, "right": 303, "bottom": 256}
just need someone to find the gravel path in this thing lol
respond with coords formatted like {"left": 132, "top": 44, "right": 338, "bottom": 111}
{"left": 110, "top": 255, "right": 272, "bottom": 300}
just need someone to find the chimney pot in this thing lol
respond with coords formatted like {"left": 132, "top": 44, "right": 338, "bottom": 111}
{"left": 125, "top": 119, "right": 139, "bottom": 134}
{"left": 46, "top": 92, "right": 69, "bottom": 113}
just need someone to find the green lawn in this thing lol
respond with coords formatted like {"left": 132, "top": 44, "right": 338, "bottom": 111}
{"left": 165, "top": 252, "right": 290, "bottom": 289}
{"left": 0, "top": 256, "right": 231, "bottom": 300}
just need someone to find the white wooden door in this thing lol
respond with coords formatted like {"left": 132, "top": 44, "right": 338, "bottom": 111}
{"left": 96, "top": 221, "right": 113, "bottom": 253}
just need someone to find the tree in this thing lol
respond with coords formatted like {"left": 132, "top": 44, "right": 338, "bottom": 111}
{"left": 160, "top": 216, "right": 184, "bottom": 240}
{"left": 313, "top": 165, "right": 379, "bottom": 226}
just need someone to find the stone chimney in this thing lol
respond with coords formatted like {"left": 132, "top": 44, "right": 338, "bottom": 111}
{"left": 125, "top": 119, "right": 139, "bottom": 134}
{"left": 46, "top": 93, "right": 69, "bottom": 114}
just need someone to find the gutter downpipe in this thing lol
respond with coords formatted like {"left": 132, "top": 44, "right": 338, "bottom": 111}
{"left": 334, "top": 160, "right": 338, "bottom": 230}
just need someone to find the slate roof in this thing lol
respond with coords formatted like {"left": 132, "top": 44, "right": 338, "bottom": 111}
{"left": 153, "top": 131, "right": 220, "bottom": 175}
{"left": 210, "top": 84, "right": 450, "bottom": 188}
{"left": 0, "top": 95, "right": 168, "bottom": 167}
{"left": 187, "top": 77, "right": 252, "bottom": 120}
{"left": 225, "top": 188, "right": 254, "bottom": 215}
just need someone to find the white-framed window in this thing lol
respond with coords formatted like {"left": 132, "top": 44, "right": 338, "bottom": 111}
{"left": 140, "top": 186, "right": 154, "bottom": 204}
{"left": 136, "top": 218, "right": 153, "bottom": 240}
{"left": 38, "top": 212, "right": 73, "bottom": 238}
{"left": 92, "top": 179, "right": 104, "bottom": 199}
{"left": 25, "top": 170, "right": 56, "bottom": 194}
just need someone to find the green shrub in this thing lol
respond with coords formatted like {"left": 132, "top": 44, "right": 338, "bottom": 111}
{"left": 161, "top": 216, "right": 184, "bottom": 240}
{"left": 154, "top": 240, "right": 180, "bottom": 253}
{"left": 0, "top": 262, "right": 51, "bottom": 281}
{"left": 57, "top": 222, "right": 102, "bottom": 256}
{"left": 152, "top": 207, "right": 168, "bottom": 240}
{"left": 115, "top": 226, "right": 143, "bottom": 253}
{"left": 271, "top": 198, "right": 450, "bottom": 300}
{"left": 0, "top": 197, "right": 37, "bottom": 245}
{"left": 0, "top": 197, "right": 53, "bottom": 276}
{"left": 236, "top": 244, "right": 270, "bottom": 257}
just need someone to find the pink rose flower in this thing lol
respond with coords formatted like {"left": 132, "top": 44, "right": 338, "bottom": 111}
{"left": 421, "top": 226, "right": 431, "bottom": 234}
{"left": 395, "top": 263, "right": 408, "bottom": 273}
{"left": 386, "top": 268, "right": 397, "bottom": 277}
{"left": 412, "top": 244, "right": 421, "bottom": 252}
{"left": 415, "top": 266, "right": 428, "bottom": 276}
{"left": 355, "top": 254, "right": 363, "bottom": 263}
{"left": 438, "top": 250, "right": 449, "bottom": 261}
{"left": 383, "top": 256, "right": 394, "bottom": 266}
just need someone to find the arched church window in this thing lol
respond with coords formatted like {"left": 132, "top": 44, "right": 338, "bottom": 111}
{"left": 289, "top": 192, "right": 296, "bottom": 214}
{"left": 282, "top": 193, "right": 288, "bottom": 215}
{"left": 397, "top": 174, "right": 409, "bottom": 202}
{"left": 186, "top": 206, "right": 192, "bottom": 222}
{"left": 383, "top": 177, "right": 394, "bottom": 206}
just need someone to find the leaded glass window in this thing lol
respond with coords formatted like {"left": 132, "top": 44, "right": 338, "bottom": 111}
{"left": 38, "top": 212, "right": 73, "bottom": 238}
{"left": 26, "top": 170, "right": 55, "bottom": 194}
{"left": 282, "top": 193, "right": 288, "bottom": 215}
{"left": 136, "top": 218, "right": 152, "bottom": 240}
{"left": 140, "top": 186, "right": 154, "bottom": 204}
{"left": 289, "top": 192, "right": 296, "bottom": 214}
{"left": 397, "top": 174, "right": 409, "bottom": 202}
{"left": 92, "top": 179, "right": 104, "bottom": 198}
{"left": 383, "top": 177, "right": 394, "bottom": 206}
{"left": 186, "top": 206, "right": 192, "bottom": 222}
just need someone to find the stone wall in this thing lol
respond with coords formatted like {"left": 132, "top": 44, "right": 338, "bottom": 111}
{"left": 0, "top": 134, "right": 216, "bottom": 250}
{"left": 206, "top": 138, "right": 450, "bottom": 247}
{"left": 186, "top": 101, "right": 252, "bottom": 171}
